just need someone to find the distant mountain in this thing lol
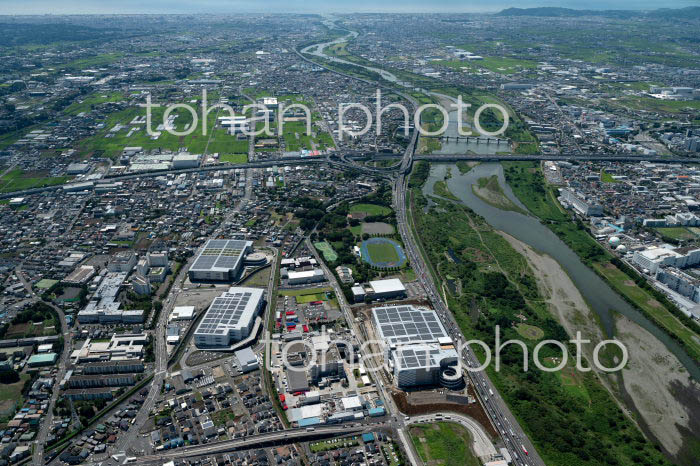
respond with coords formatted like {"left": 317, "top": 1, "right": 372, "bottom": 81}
{"left": 497, "top": 6, "right": 700, "bottom": 20}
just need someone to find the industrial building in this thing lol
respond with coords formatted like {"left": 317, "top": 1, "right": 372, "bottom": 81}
{"left": 193, "top": 287, "right": 265, "bottom": 348}
{"left": 287, "top": 268, "right": 325, "bottom": 285}
{"left": 371, "top": 305, "right": 461, "bottom": 389}
{"left": 235, "top": 347, "right": 259, "bottom": 373}
{"left": 632, "top": 245, "right": 700, "bottom": 274}
{"left": 188, "top": 239, "right": 254, "bottom": 282}
{"left": 352, "top": 278, "right": 407, "bottom": 303}
{"left": 559, "top": 188, "right": 604, "bottom": 217}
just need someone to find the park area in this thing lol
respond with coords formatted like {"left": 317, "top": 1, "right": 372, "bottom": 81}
{"left": 409, "top": 422, "right": 480, "bottom": 466}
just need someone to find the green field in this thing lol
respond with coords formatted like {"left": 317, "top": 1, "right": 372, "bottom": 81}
{"left": 516, "top": 323, "right": 545, "bottom": 340}
{"left": 655, "top": 227, "right": 698, "bottom": 241}
{"left": 600, "top": 170, "right": 619, "bottom": 183}
{"left": 438, "top": 56, "right": 537, "bottom": 75}
{"left": 280, "top": 287, "right": 332, "bottom": 297}
{"left": 295, "top": 292, "right": 328, "bottom": 304}
{"left": 0, "top": 373, "right": 31, "bottom": 420}
{"left": 76, "top": 96, "right": 251, "bottom": 158}
{"left": 349, "top": 203, "right": 392, "bottom": 216}
{"left": 614, "top": 96, "right": 700, "bottom": 114}
{"left": 366, "top": 242, "right": 400, "bottom": 263}
{"left": 35, "top": 279, "right": 59, "bottom": 290}
{"left": 219, "top": 153, "right": 248, "bottom": 164}
{"left": 410, "top": 422, "right": 480, "bottom": 466}
{"left": 0, "top": 169, "right": 71, "bottom": 193}
{"left": 64, "top": 91, "right": 124, "bottom": 115}
{"left": 314, "top": 241, "right": 338, "bottom": 262}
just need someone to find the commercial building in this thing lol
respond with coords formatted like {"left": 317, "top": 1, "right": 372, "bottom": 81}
{"left": 27, "top": 353, "right": 58, "bottom": 368}
{"left": 193, "top": 287, "right": 264, "bottom": 348}
{"left": 71, "top": 333, "right": 148, "bottom": 363}
{"left": 188, "top": 239, "right": 254, "bottom": 282}
{"left": 170, "top": 306, "right": 195, "bottom": 321}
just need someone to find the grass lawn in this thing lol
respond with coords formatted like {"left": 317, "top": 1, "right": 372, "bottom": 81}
{"left": 219, "top": 153, "right": 248, "bottom": 164}
{"left": 280, "top": 287, "right": 332, "bottom": 297}
{"left": 594, "top": 262, "right": 700, "bottom": 361}
{"left": 211, "top": 408, "right": 236, "bottom": 426}
{"left": 409, "top": 422, "right": 480, "bottom": 466}
{"left": 349, "top": 203, "right": 392, "bottom": 216}
{"left": 0, "top": 373, "right": 31, "bottom": 420}
{"left": 655, "top": 227, "right": 697, "bottom": 241}
{"left": 366, "top": 242, "right": 400, "bottom": 263}
{"left": 516, "top": 323, "right": 544, "bottom": 340}
{"left": 438, "top": 56, "right": 537, "bottom": 75}
{"left": 314, "top": 241, "right": 338, "bottom": 262}
{"left": 600, "top": 170, "right": 619, "bottom": 183}
{"left": 295, "top": 292, "right": 328, "bottom": 304}
{"left": 35, "top": 278, "right": 59, "bottom": 290}
{"left": 615, "top": 96, "right": 700, "bottom": 114}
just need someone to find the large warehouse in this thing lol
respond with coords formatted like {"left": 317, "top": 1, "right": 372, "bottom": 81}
{"left": 188, "top": 239, "right": 253, "bottom": 282}
{"left": 372, "top": 305, "right": 460, "bottom": 388}
{"left": 193, "top": 287, "right": 264, "bottom": 348}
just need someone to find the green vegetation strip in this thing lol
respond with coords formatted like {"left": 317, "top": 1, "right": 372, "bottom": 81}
{"left": 408, "top": 163, "right": 671, "bottom": 466}
{"left": 409, "top": 422, "right": 480, "bottom": 466}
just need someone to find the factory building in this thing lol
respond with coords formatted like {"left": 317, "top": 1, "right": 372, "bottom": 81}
{"left": 193, "top": 287, "right": 264, "bottom": 348}
{"left": 287, "top": 268, "right": 325, "bottom": 285}
{"left": 352, "top": 278, "right": 406, "bottom": 303}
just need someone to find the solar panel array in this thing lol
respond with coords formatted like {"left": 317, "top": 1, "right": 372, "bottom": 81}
{"left": 372, "top": 305, "right": 448, "bottom": 345}
{"left": 195, "top": 288, "right": 261, "bottom": 336}
{"left": 191, "top": 239, "right": 249, "bottom": 272}
{"left": 396, "top": 346, "right": 442, "bottom": 369}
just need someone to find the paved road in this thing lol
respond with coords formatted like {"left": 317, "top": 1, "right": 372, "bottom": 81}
{"left": 121, "top": 425, "right": 366, "bottom": 464}
{"left": 393, "top": 173, "right": 543, "bottom": 466}
{"left": 16, "top": 266, "right": 71, "bottom": 466}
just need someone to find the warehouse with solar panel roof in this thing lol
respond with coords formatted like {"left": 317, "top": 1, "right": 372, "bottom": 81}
{"left": 188, "top": 239, "right": 254, "bottom": 282}
{"left": 372, "top": 304, "right": 463, "bottom": 389}
{"left": 194, "top": 287, "right": 265, "bottom": 348}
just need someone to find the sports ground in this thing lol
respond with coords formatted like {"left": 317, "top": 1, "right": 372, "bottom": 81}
{"left": 360, "top": 237, "right": 407, "bottom": 268}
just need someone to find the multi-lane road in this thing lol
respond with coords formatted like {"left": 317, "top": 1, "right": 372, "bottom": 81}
{"left": 392, "top": 163, "right": 543, "bottom": 466}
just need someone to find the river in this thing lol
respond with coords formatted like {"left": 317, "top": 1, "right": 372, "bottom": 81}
{"left": 424, "top": 162, "right": 700, "bottom": 381}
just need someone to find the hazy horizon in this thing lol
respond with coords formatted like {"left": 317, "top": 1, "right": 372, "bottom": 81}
{"left": 1, "top": 0, "right": 699, "bottom": 15}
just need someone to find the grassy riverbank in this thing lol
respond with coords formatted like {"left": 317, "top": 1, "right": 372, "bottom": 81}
{"left": 407, "top": 162, "right": 670, "bottom": 466}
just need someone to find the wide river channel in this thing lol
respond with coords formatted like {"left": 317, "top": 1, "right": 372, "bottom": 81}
{"left": 424, "top": 162, "right": 700, "bottom": 381}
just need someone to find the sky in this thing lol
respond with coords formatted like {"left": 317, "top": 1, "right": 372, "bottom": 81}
{"left": 0, "top": 0, "right": 698, "bottom": 14}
